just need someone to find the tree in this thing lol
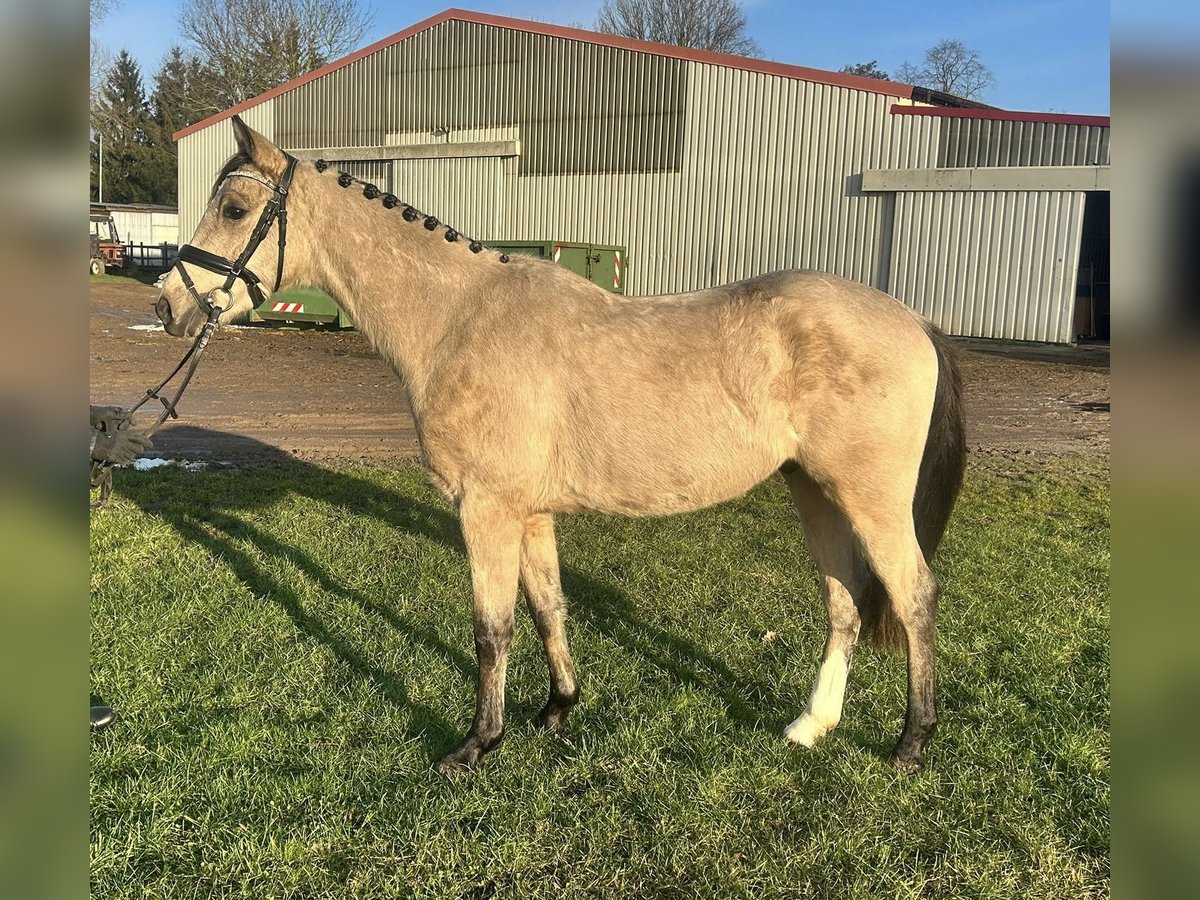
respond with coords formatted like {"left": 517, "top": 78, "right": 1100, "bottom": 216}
{"left": 838, "top": 60, "right": 890, "bottom": 81}
{"left": 151, "top": 46, "right": 222, "bottom": 137}
{"left": 595, "top": 0, "right": 761, "bottom": 57}
{"left": 91, "top": 50, "right": 175, "bottom": 203}
{"left": 89, "top": 0, "right": 119, "bottom": 18}
{"left": 92, "top": 49, "right": 147, "bottom": 202}
{"left": 894, "top": 39, "right": 994, "bottom": 100}
{"left": 177, "top": 0, "right": 372, "bottom": 108}
{"left": 137, "top": 47, "right": 224, "bottom": 204}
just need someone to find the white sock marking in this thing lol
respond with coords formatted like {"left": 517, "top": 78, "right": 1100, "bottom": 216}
{"left": 784, "top": 654, "right": 849, "bottom": 748}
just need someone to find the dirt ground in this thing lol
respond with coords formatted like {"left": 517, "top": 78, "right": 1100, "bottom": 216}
{"left": 90, "top": 276, "right": 1109, "bottom": 463}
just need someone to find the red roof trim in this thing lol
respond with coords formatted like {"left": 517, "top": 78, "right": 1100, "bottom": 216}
{"left": 890, "top": 104, "right": 1109, "bottom": 128}
{"left": 175, "top": 7, "right": 915, "bottom": 141}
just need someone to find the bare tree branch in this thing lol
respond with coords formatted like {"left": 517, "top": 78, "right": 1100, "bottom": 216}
{"left": 90, "top": 0, "right": 123, "bottom": 120}
{"left": 596, "top": 0, "right": 761, "bottom": 57}
{"left": 894, "top": 60, "right": 923, "bottom": 85}
{"left": 89, "top": 0, "right": 120, "bottom": 23}
{"left": 177, "top": 0, "right": 373, "bottom": 107}
{"left": 894, "top": 39, "right": 994, "bottom": 100}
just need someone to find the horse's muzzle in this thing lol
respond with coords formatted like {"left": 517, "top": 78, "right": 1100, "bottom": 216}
{"left": 154, "top": 295, "right": 172, "bottom": 325}
{"left": 155, "top": 295, "right": 191, "bottom": 337}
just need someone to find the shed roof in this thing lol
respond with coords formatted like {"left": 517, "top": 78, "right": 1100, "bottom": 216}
{"left": 89, "top": 201, "right": 179, "bottom": 214}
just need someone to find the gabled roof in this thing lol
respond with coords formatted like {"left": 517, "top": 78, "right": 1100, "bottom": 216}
{"left": 174, "top": 7, "right": 1110, "bottom": 142}
{"left": 174, "top": 7, "right": 918, "bottom": 141}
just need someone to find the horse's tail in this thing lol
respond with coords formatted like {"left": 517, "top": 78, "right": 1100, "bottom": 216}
{"left": 859, "top": 322, "right": 967, "bottom": 652}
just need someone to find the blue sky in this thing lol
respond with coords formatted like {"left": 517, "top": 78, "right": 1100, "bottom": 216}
{"left": 94, "top": 0, "right": 1110, "bottom": 115}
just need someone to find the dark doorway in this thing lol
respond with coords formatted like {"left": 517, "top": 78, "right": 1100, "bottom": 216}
{"left": 1074, "top": 192, "right": 1110, "bottom": 341}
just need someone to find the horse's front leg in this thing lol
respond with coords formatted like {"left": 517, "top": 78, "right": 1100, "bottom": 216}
{"left": 436, "top": 495, "right": 523, "bottom": 775}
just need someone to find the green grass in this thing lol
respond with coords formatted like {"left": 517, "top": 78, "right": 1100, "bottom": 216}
{"left": 90, "top": 456, "right": 1109, "bottom": 898}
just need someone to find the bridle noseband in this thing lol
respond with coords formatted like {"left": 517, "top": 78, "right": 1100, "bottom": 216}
{"left": 174, "top": 153, "right": 298, "bottom": 314}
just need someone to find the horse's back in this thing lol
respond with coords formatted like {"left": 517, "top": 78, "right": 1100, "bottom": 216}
{"left": 541, "top": 270, "right": 936, "bottom": 514}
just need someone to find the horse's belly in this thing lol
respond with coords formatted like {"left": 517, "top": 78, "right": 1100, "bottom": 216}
{"left": 552, "top": 418, "right": 786, "bottom": 516}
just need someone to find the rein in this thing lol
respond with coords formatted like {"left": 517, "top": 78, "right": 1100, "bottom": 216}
{"left": 90, "top": 155, "right": 298, "bottom": 509}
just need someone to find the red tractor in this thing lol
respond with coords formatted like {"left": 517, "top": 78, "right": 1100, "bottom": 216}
{"left": 89, "top": 208, "right": 126, "bottom": 275}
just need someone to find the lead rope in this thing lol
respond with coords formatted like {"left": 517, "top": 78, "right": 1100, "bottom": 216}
{"left": 89, "top": 298, "right": 226, "bottom": 509}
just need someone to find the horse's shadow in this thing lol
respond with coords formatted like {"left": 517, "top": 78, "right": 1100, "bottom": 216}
{"left": 116, "top": 426, "right": 787, "bottom": 761}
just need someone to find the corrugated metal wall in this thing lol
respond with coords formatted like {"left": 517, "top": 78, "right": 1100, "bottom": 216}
{"left": 938, "top": 117, "right": 1110, "bottom": 168}
{"left": 273, "top": 26, "right": 687, "bottom": 176}
{"left": 889, "top": 189, "right": 1087, "bottom": 342}
{"left": 110, "top": 209, "right": 179, "bottom": 245}
{"left": 178, "top": 100, "right": 275, "bottom": 243}
{"left": 392, "top": 156, "right": 512, "bottom": 239}
{"left": 176, "top": 17, "right": 1107, "bottom": 342}
{"left": 881, "top": 112, "right": 1096, "bottom": 342}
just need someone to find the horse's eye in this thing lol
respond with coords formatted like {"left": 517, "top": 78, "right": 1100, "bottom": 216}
{"left": 223, "top": 205, "right": 247, "bottom": 221}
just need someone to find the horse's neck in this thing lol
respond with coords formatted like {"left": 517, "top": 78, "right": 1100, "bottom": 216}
{"left": 296, "top": 177, "right": 482, "bottom": 412}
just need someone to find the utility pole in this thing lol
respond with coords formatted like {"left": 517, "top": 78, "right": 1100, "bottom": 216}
{"left": 98, "top": 132, "right": 104, "bottom": 203}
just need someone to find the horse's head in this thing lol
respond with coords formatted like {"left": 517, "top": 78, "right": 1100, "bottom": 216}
{"left": 156, "top": 116, "right": 298, "bottom": 337}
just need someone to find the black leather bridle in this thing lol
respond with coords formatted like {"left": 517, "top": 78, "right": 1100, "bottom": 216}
{"left": 174, "top": 153, "right": 298, "bottom": 314}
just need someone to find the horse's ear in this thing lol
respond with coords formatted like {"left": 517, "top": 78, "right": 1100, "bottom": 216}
{"left": 230, "top": 114, "right": 288, "bottom": 181}
{"left": 231, "top": 114, "right": 255, "bottom": 157}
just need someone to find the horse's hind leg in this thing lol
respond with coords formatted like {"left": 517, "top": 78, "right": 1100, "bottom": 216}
{"left": 842, "top": 491, "right": 940, "bottom": 773}
{"left": 881, "top": 552, "right": 938, "bottom": 773}
{"left": 781, "top": 469, "right": 868, "bottom": 748}
{"left": 520, "top": 513, "right": 579, "bottom": 731}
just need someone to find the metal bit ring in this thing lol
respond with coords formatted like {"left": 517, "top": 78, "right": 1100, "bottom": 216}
{"left": 206, "top": 286, "right": 233, "bottom": 312}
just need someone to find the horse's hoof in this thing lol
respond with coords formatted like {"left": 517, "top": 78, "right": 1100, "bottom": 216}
{"left": 435, "top": 745, "right": 484, "bottom": 776}
{"left": 90, "top": 704, "right": 117, "bottom": 731}
{"left": 783, "top": 714, "right": 828, "bottom": 748}
{"left": 535, "top": 704, "right": 571, "bottom": 733}
{"left": 890, "top": 751, "right": 925, "bottom": 774}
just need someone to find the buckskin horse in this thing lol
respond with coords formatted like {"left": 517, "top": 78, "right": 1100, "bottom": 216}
{"left": 155, "top": 117, "right": 965, "bottom": 775}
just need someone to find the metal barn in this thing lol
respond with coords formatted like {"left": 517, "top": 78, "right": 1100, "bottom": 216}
{"left": 92, "top": 202, "right": 180, "bottom": 246}
{"left": 174, "top": 9, "right": 1110, "bottom": 343}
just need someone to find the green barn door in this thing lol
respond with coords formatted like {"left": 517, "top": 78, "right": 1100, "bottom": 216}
{"left": 553, "top": 244, "right": 626, "bottom": 294}
{"left": 588, "top": 247, "right": 625, "bottom": 294}
{"left": 552, "top": 244, "right": 591, "bottom": 280}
